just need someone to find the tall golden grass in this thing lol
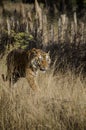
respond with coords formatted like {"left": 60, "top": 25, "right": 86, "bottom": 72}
{"left": 0, "top": 58, "right": 86, "bottom": 130}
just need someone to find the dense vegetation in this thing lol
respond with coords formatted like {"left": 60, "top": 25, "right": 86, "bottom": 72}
{"left": 0, "top": 0, "right": 86, "bottom": 75}
{"left": 0, "top": 1, "right": 86, "bottom": 130}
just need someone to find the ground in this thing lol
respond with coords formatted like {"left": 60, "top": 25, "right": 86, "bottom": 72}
{"left": 0, "top": 54, "right": 86, "bottom": 130}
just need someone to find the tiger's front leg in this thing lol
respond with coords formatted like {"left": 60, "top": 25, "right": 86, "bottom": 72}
{"left": 26, "top": 68, "right": 39, "bottom": 91}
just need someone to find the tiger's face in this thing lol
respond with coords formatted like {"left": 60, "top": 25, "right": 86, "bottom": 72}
{"left": 29, "top": 48, "right": 51, "bottom": 72}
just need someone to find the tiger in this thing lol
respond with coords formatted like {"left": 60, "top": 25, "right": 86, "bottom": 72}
{"left": 3, "top": 48, "right": 51, "bottom": 90}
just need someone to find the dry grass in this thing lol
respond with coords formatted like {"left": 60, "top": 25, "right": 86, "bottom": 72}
{"left": 0, "top": 1, "right": 86, "bottom": 130}
{"left": 0, "top": 57, "right": 86, "bottom": 130}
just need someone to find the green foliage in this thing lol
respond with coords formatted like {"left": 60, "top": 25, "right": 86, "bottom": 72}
{"left": 14, "top": 32, "right": 34, "bottom": 49}
{"left": 2, "top": 30, "right": 34, "bottom": 50}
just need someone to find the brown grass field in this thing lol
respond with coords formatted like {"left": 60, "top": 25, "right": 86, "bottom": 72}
{"left": 0, "top": 54, "right": 86, "bottom": 130}
{"left": 0, "top": 1, "right": 86, "bottom": 130}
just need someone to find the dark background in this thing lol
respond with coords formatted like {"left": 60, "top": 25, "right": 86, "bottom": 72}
{"left": 0, "top": 0, "right": 86, "bottom": 15}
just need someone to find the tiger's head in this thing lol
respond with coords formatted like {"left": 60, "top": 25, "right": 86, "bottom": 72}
{"left": 28, "top": 48, "right": 51, "bottom": 73}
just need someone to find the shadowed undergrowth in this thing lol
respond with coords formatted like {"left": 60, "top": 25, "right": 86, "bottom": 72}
{"left": 46, "top": 43, "right": 86, "bottom": 77}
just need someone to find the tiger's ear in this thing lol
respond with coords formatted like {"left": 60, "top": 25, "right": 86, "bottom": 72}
{"left": 31, "top": 48, "right": 37, "bottom": 55}
{"left": 32, "top": 48, "right": 36, "bottom": 52}
{"left": 47, "top": 51, "right": 50, "bottom": 55}
{"left": 28, "top": 48, "right": 37, "bottom": 58}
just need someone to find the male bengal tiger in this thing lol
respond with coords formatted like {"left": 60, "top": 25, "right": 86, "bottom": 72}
{"left": 3, "top": 48, "right": 51, "bottom": 90}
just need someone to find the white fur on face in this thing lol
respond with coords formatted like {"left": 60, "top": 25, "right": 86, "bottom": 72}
{"left": 46, "top": 55, "right": 51, "bottom": 64}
